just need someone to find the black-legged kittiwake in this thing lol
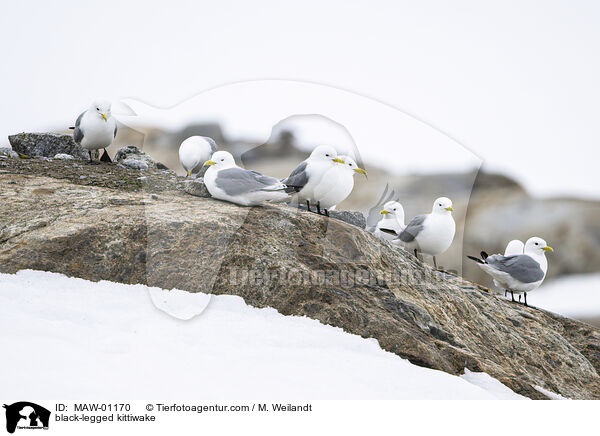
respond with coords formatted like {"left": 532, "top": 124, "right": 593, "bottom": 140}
{"left": 381, "top": 197, "right": 455, "bottom": 269}
{"left": 365, "top": 184, "right": 399, "bottom": 233}
{"left": 71, "top": 100, "right": 117, "bottom": 163}
{"left": 496, "top": 239, "right": 525, "bottom": 296}
{"left": 203, "top": 151, "right": 289, "bottom": 206}
{"left": 373, "top": 201, "right": 406, "bottom": 243}
{"left": 468, "top": 237, "right": 553, "bottom": 306}
{"left": 282, "top": 145, "right": 344, "bottom": 215}
{"left": 313, "top": 155, "right": 366, "bottom": 211}
{"left": 179, "top": 136, "right": 218, "bottom": 177}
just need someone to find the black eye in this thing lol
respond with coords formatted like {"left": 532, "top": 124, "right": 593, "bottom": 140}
{"left": 96, "top": 107, "right": 100, "bottom": 110}
{"left": 535, "top": 242, "right": 538, "bottom": 245}
{"left": 439, "top": 203, "right": 442, "bottom": 206}
{"left": 326, "top": 154, "right": 330, "bottom": 157}
{"left": 221, "top": 158, "right": 224, "bottom": 161}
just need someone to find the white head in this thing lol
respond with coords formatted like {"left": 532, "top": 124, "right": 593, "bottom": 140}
{"left": 309, "top": 145, "right": 344, "bottom": 164}
{"left": 380, "top": 201, "right": 405, "bottom": 221}
{"left": 504, "top": 239, "right": 525, "bottom": 256}
{"left": 431, "top": 197, "right": 453, "bottom": 214}
{"left": 338, "top": 155, "right": 367, "bottom": 176}
{"left": 524, "top": 237, "right": 553, "bottom": 256}
{"left": 89, "top": 99, "right": 112, "bottom": 122}
{"left": 204, "top": 150, "right": 237, "bottom": 169}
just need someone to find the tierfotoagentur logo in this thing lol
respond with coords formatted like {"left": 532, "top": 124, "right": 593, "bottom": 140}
{"left": 3, "top": 402, "right": 50, "bottom": 433}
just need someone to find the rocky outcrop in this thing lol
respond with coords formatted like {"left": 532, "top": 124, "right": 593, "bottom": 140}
{"left": 0, "top": 157, "right": 599, "bottom": 399}
{"left": 0, "top": 147, "right": 19, "bottom": 158}
{"left": 9, "top": 133, "right": 88, "bottom": 160}
{"left": 114, "top": 145, "right": 169, "bottom": 170}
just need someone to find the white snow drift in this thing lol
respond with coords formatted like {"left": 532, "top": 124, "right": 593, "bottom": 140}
{"left": 0, "top": 270, "right": 527, "bottom": 400}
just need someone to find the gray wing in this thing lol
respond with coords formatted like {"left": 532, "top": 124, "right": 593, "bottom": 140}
{"left": 216, "top": 167, "right": 284, "bottom": 196}
{"left": 73, "top": 111, "right": 85, "bottom": 143}
{"left": 365, "top": 184, "right": 397, "bottom": 231}
{"left": 399, "top": 214, "right": 427, "bottom": 242}
{"left": 486, "top": 254, "right": 545, "bottom": 283}
{"left": 282, "top": 161, "right": 308, "bottom": 191}
{"left": 202, "top": 136, "right": 218, "bottom": 153}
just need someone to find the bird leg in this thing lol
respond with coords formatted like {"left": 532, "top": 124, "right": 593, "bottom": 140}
{"left": 316, "top": 201, "right": 322, "bottom": 215}
{"left": 433, "top": 256, "right": 438, "bottom": 269}
{"left": 504, "top": 290, "right": 507, "bottom": 297}
{"left": 324, "top": 209, "right": 329, "bottom": 217}
{"left": 305, "top": 200, "right": 311, "bottom": 212}
{"left": 523, "top": 292, "right": 528, "bottom": 307}
{"left": 510, "top": 290, "right": 515, "bottom": 302}
{"left": 519, "top": 294, "right": 522, "bottom": 303}
{"left": 86, "top": 150, "right": 99, "bottom": 165}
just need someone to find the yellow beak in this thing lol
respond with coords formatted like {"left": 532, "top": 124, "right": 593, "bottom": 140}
{"left": 204, "top": 160, "right": 216, "bottom": 166}
{"left": 354, "top": 168, "right": 367, "bottom": 175}
{"left": 380, "top": 210, "right": 389, "bottom": 215}
{"left": 445, "top": 206, "right": 453, "bottom": 211}
{"left": 187, "top": 170, "right": 192, "bottom": 177}
{"left": 543, "top": 246, "right": 554, "bottom": 252}
{"left": 101, "top": 113, "right": 108, "bottom": 121}
{"left": 332, "top": 157, "right": 345, "bottom": 164}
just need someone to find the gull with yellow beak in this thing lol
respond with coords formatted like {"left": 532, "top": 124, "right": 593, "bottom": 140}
{"left": 313, "top": 155, "right": 367, "bottom": 213}
{"left": 179, "top": 136, "right": 218, "bottom": 177}
{"left": 282, "top": 145, "right": 346, "bottom": 216}
{"left": 203, "top": 151, "right": 290, "bottom": 206}
{"left": 373, "top": 201, "right": 406, "bottom": 242}
{"left": 381, "top": 197, "right": 455, "bottom": 269}
{"left": 71, "top": 99, "right": 117, "bottom": 164}
{"left": 467, "top": 237, "right": 554, "bottom": 306}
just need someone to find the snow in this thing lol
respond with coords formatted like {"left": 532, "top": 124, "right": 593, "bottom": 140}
{"left": 534, "top": 386, "right": 570, "bottom": 400}
{"left": 461, "top": 369, "right": 528, "bottom": 400}
{"left": 532, "top": 273, "right": 600, "bottom": 319}
{"left": 0, "top": 270, "right": 526, "bottom": 400}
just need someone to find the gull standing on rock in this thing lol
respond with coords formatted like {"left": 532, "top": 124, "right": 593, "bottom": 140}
{"left": 71, "top": 100, "right": 117, "bottom": 163}
{"left": 467, "top": 237, "right": 553, "bottom": 306}
{"left": 179, "top": 136, "right": 218, "bottom": 177}
{"left": 313, "top": 155, "right": 366, "bottom": 212}
{"left": 498, "top": 240, "right": 525, "bottom": 296}
{"left": 203, "top": 151, "right": 289, "bottom": 206}
{"left": 381, "top": 197, "right": 455, "bottom": 269}
{"left": 282, "top": 145, "right": 344, "bottom": 215}
{"left": 373, "top": 201, "right": 406, "bottom": 242}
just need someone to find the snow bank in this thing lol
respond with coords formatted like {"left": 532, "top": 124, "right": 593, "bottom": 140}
{"left": 533, "top": 273, "right": 600, "bottom": 319}
{"left": 0, "top": 270, "right": 525, "bottom": 400}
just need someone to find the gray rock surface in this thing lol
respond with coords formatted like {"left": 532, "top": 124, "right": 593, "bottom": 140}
{"left": 183, "top": 178, "right": 211, "bottom": 198}
{"left": 0, "top": 158, "right": 599, "bottom": 400}
{"left": 120, "top": 158, "right": 149, "bottom": 170}
{"left": 0, "top": 147, "right": 19, "bottom": 158}
{"left": 114, "top": 145, "right": 167, "bottom": 170}
{"left": 53, "top": 153, "right": 74, "bottom": 160}
{"left": 8, "top": 133, "right": 88, "bottom": 160}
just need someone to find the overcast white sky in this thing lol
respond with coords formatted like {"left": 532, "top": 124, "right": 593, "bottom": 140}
{"left": 1, "top": 1, "right": 599, "bottom": 198}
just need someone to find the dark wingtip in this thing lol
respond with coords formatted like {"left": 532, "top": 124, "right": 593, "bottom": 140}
{"left": 467, "top": 255, "right": 485, "bottom": 264}
{"left": 480, "top": 251, "right": 489, "bottom": 260}
{"left": 379, "top": 228, "right": 398, "bottom": 236}
{"left": 100, "top": 150, "right": 112, "bottom": 163}
{"left": 68, "top": 126, "right": 75, "bottom": 130}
